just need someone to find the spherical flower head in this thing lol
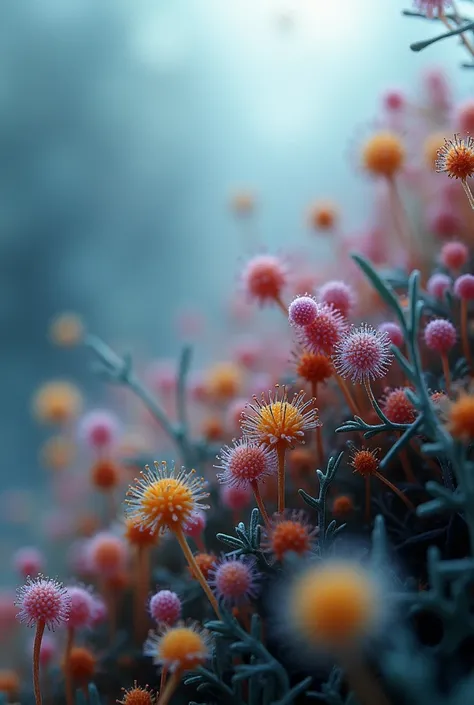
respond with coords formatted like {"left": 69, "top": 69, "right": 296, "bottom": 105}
{"left": 262, "top": 510, "right": 318, "bottom": 562}
{"left": 215, "top": 438, "right": 278, "bottom": 490}
{"left": 241, "top": 386, "right": 320, "bottom": 448}
{"left": 205, "top": 362, "right": 242, "bottom": 402}
{"left": 144, "top": 621, "right": 211, "bottom": 673}
{"left": 288, "top": 295, "right": 318, "bottom": 327}
{"left": 436, "top": 134, "right": 474, "bottom": 180}
{"left": 49, "top": 312, "right": 84, "bottom": 347}
{"left": 378, "top": 322, "right": 403, "bottom": 348}
{"left": 0, "top": 670, "right": 20, "bottom": 697}
{"left": 456, "top": 99, "right": 474, "bottom": 135}
{"left": 308, "top": 200, "right": 338, "bottom": 231}
{"left": 288, "top": 447, "right": 315, "bottom": 479}
{"left": 15, "top": 576, "right": 71, "bottom": 630}
{"left": 286, "top": 561, "right": 382, "bottom": 651}
{"left": 382, "top": 387, "right": 417, "bottom": 424}
{"left": 293, "top": 350, "right": 333, "bottom": 386}
{"left": 241, "top": 254, "right": 287, "bottom": 306}
{"left": 220, "top": 484, "right": 252, "bottom": 511}
{"left": 32, "top": 380, "right": 82, "bottom": 425}
{"left": 426, "top": 203, "right": 461, "bottom": 239}
{"left": 334, "top": 324, "right": 393, "bottom": 383}
{"left": 190, "top": 553, "right": 217, "bottom": 581}
{"left": 64, "top": 646, "right": 96, "bottom": 683}
{"left": 382, "top": 88, "right": 406, "bottom": 113}
{"left": 182, "top": 510, "right": 207, "bottom": 539}
{"left": 427, "top": 273, "right": 452, "bottom": 300}
{"left": 201, "top": 416, "right": 225, "bottom": 442}
{"left": 414, "top": 0, "right": 451, "bottom": 18}
{"left": 78, "top": 409, "right": 120, "bottom": 451}
{"left": 296, "top": 303, "right": 347, "bottom": 356}
{"left": 66, "top": 585, "right": 95, "bottom": 630}
{"left": 86, "top": 532, "right": 128, "bottom": 577}
{"left": 90, "top": 459, "right": 121, "bottom": 491}
{"left": 318, "top": 281, "right": 356, "bottom": 318}
{"left": 362, "top": 131, "right": 405, "bottom": 179}
{"left": 147, "top": 360, "right": 177, "bottom": 396}
{"left": 447, "top": 393, "right": 474, "bottom": 441}
{"left": 149, "top": 590, "right": 182, "bottom": 626}
{"left": 440, "top": 241, "right": 468, "bottom": 270}
{"left": 454, "top": 274, "right": 474, "bottom": 300}
{"left": 40, "top": 436, "right": 75, "bottom": 472}
{"left": 424, "top": 318, "right": 456, "bottom": 353}
{"left": 331, "top": 495, "right": 355, "bottom": 518}
{"left": 350, "top": 447, "right": 380, "bottom": 477}
{"left": 209, "top": 556, "right": 259, "bottom": 607}
{"left": 126, "top": 461, "right": 209, "bottom": 536}
{"left": 13, "top": 547, "right": 44, "bottom": 579}
{"left": 118, "top": 682, "right": 156, "bottom": 705}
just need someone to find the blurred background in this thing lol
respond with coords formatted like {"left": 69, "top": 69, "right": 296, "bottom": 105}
{"left": 0, "top": 0, "right": 470, "bottom": 493}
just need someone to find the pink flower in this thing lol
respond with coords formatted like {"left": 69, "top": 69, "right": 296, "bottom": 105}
{"left": 333, "top": 324, "right": 393, "bottom": 383}
{"left": 15, "top": 576, "right": 71, "bottom": 630}
{"left": 220, "top": 485, "right": 252, "bottom": 511}
{"left": 215, "top": 439, "right": 278, "bottom": 490}
{"left": 454, "top": 274, "right": 474, "bottom": 301}
{"left": 78, "top": 410, "right": 120, "bottom": 451}
{"left": 288, "top": 295, "right": 318, "bottom": 327}
{"left": 427, "top": 273, "right": 452, "bottom": 300}
{"left": 297, "top": 303, "right": 347, "bottom": 356}
{"left": 209, "top": 556, "right": 259, "bottom": 607}
{"left": 66, "top": 586, "right": 95, "bottom": 630}
{"left": 182, "top": 511, "right": 207, "bottom": 539}
{"left": 318, "top": 281, "right": 356, "bottom": 318}
{"left": 378, "top": 322, "right": 404, "bottom": 348}
{"left": 424, "top": 319, "right": 457, "bottom": 353}
{"left": 241, "top": 255, "right": 287, "bottom": 306}
{"left": 149, "top": 590, "right": 182, "bottom": 626}
{"left": 414, "top": 0, "right": 451, "bottom": 18}
{"left": 440, "top": 241, "right": 468, "bottom": 271}
{"left": 13, "top": 547, "right": 44, "bottom": 579}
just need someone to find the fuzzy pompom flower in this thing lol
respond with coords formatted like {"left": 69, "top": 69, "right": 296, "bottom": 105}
{"left": 149, "top": 590, "right": 182, "bottom": 626}
{"left": 318, "top": 281, "right": 356, "bottom": 318}
{"left": 117, "top": 681, "right": 156, "bottom": 705}
{"left": 144, "top": 621, "right": 211, "bottom": 673}
{"left": 296, "top": 303, "right": 347, "bottom": 356}
{"left": 215, "top": 438, "right": 278, "bottom": 490}
{"left": 333, "top": 324, "right": 393, "bottom": 383}
{"left": 126, "top": 461, "right": 209, "bottom": 536}
{"left": 288, "top": 295, "right": 318, "bottom": 327}
{"left": 15, "top": 576, "right": 71, "bottom": 630}
{"left": 413, "top": 0, "right": 451, "bottom": 17}
{"left": 436, "top": 134, "right": 474, "bottom": 209}
{"left": 241, "top": 386, "right": 319, "bottom": 449}
{"left": 241, "top": 254, "right": 287, "bottom": 307}
{"left": 208, "top": 555, "right": 259, "bottom": 607}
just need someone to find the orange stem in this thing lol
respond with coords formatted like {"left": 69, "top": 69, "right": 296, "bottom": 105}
{"left": 335, "top": 374, "right": 361, "bottom": 417}
{"left": 312, "top": 382, "right": 324, "bottom": 467}
{"left": 33, "top": 620, "right": 45, "bottom": 705}
{"left": 157, "top": 671, "right": 181, "bottom": 705}
{"left": 441, "top": 353, "right": 451, "bottom": 396}
{"left": 276, "top": 443, "right": 287, "bottom": 514}
{"left": 461, "top": 298, "right": 472, "bottom": 373}
{"left": 251, "top": 480, "right": 271, "bottom": 529}
{"left": 159, "top": 666, "right": 168, "bottom": 699}
{"left": 64, "top": 626, "right": 75, "bottom": 705}
{"left": 375, "top": 471, "right": 415, "bottom": 512}
{"left": 174, "top": 527, "right": 222, "bottom": 619}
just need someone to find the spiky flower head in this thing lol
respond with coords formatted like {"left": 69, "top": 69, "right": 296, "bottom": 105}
{"left": 215, "top": 438, "right": 278, "bottom": 490}
{"left": 126, "top": 461, "right": 209, "bottom": 536}
{"left": 117, "top": 681, "right": 156, "bottom": 705}
{"left": 123, "top": 516, "right": 160, "bottom": 548}
{"left": 436, "top": 134, "right": 474, "bottom": 180}
{"left": 350, "top": 447, "right": 380, "bottom": 477}
{"left": 318, "top": 280, "right": 356, "bottom": 318}
{"left": 288, "top": 295, "right": 318, "bottom": 327}
{"left": 261, "top": 510, "right": 318, "bottom": 562}
{"left": 66, "top": 584, "right": 95, "bottom": 630}
{"left": 208, "top": 555, "right": 259, "bottom": 607}
{"left": 441, "top": 241, "right": 468, "bottom": 271}
{"left": 286, "top": 561, "right": 382, "bottom": 651}
{"left": 292, "top": 349, "right": 333, "bottom": 386}
{"left": 333, "top": 324, "right": 393, "bottom": 383}
{"left": 144, "top": 621, "right": 211, "bottom": 673}
{"left": 149, "top": 590, "right": 182, "bottom": 626}
{"left": 241, "top": 254, "right": 287, "bottom": 306}
{"left": 424, "top": 318, "right": 456, "bottom": 353}
{"left": 15, "top": 575, "right": 71, "bottom": 630}
{"left": 382, "top": 387, "right": 417, "bottom": 425}
{"left": 296, "top": 303, "right": 347, "bottom": 356}
{"left": 241, "top": 386, "right": 320, "bottom": 448}
{"left": 414, "top": 0, "right": 451, "bottom": 18}
{"left": 426, "top": 273, "right": 452, "bottom": 300}
{"left": 378, "top": 321, "right": 404, "bottom": 348}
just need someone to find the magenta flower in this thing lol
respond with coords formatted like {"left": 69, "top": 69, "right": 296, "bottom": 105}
{"left": 15, "top": 576, "right": 71, "bottom": 630}
{"left": 297, "top": 302, "right": 347, "bottom": 356}
{"left": 66, "top": 585, "right": 95, "bottom": 630}
{"left": 333, "top": 324, "right": 393, "bottom": 383}
{"left": 149, "top": 590, "right": 182, "bottom": 626}
{"left": 215, "top": 438, "right": 278, "bottom": 490}
{"left": 413, "top": 0, "right": 451, "bottom": 17}
{"left": 208, "top": 556, "right": 259, "bottom": 607}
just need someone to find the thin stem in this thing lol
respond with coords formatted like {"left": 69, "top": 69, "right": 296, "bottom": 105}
{"left": 274, "top": 295, "right": 288, "bottom": 316}
{"left": 276, "top": 443, "right": 287, "bottom": 514}
{"left": 460, "top": 298, "right": 472, "bottom": 372}
{"left": 335, "top": 374, "right": 361, "bottom": 417}
{"left": 159, "top": 667, "right": 168, "bottom": 700}
{"left": 441, "top": 9, "right": 474, "bottom": 57}
{"left": 340, "top": 654, "right": 391, "bottom": 705}
{"left": 364, "top": 378, "right": 378, "bottom": 413}
{"left": 33, "top": 620, "right": 45, "bottom": 705}
{"left": 375, "top": 471, "right": 415, "bottom": 512}
{"left": 251, "top": 480, "right": 272, "bottom": 529}
{"left": 387, "top": 176, "right": 415, "bottom": 264}
{"left": 174, "top": 527, "right": 222, "bottom": 619}
{"left": 441, "top": 353, "right": 452, "bottom": 396}
{"left": 64, "top": 626, "right": 75, "bottom": 705}
{"left": 461, "top": 179, "right": 474, "bottom": 210}
{"left": 312, "top": 382, "right": 324, "bottom": 467}
{"left": 157, "top": 670, "right": 181, "bottom": 705}
{"left": 134, "top": 546, "right": 148, "bottom": 644}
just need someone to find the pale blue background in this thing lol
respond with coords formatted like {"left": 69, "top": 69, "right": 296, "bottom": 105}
{"left": 0, "top": 0, "right": 471, "bottom": 485}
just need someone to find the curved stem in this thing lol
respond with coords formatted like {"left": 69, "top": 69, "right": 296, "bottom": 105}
{"left": 375, "top": 471, "right": 415, "bottom": 511}
{"left": 441, "top": 353, "right": 451, "bottom": 396}
{"left": 274, "top": 295, "right": 288, "bottom": 316}
{"left": 251, "top": 480, "right": 271, "bottom": 529}
{"left": 33, "top": 619, "right": 45, "bottom": 705}
{"left": 461, "top": 179, "right": 474, "bottom": 210}
{"left": 276, "top": 443, "right": 287, "bottom": 514}
{"left": 64, "top": 626, "right": 75, "bottom": 705}
{"left": 311, "top": 382, "right": 324, "bottom": 467}
{"left": 335, "top": 374, "right": 361, "bottom": 417}
{"left": 159, "top": 666, "right": 168, "bottom": 700}
{"left": 174, "top": 527, "right": 222, "bottom": 619}
{"left": 460, "top": 298, "right": 472, "bottom": 373}
{"left": 157, "top": 670, "right": 181, "bottom": 705}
